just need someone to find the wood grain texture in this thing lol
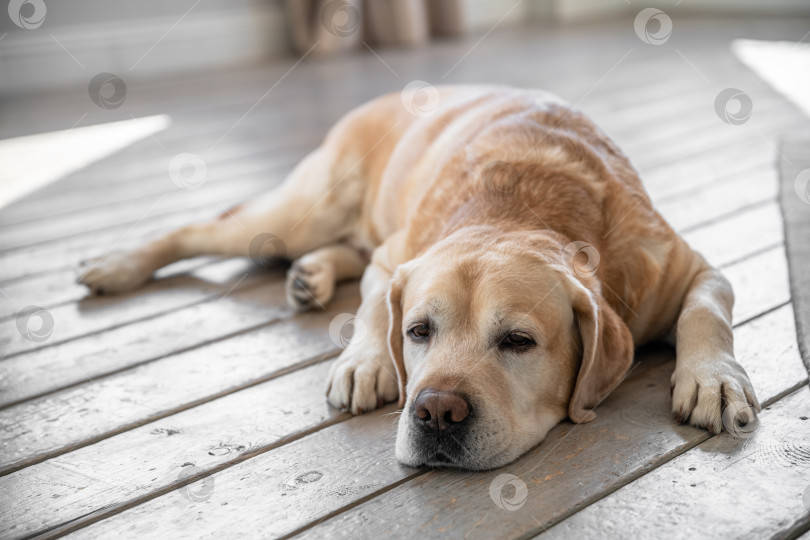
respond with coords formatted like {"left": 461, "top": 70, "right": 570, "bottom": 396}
{"left": 0, "top": 361, "right": 347, "bottom": 540}
{"left": 72, "top": 305, "right": 807, "bottom": 540}
{"left": 0, "top": 267, "right": 787, "bottom": 538}
{"left": 0, "top": 153, "right": 300, "bottom": 228}
{"left": 0, "top": 170, "right": 279, "bottom": 252}
{"left": 0, "top": 267, "right": 289, "bottom": 407}
{"left": 643, "top": 138, "right": 779, "bottom": 201}
{"left": 542, "top": 385, "right": 810, "bottom": 540}
{"left": 657, "top": 163, "right": 778, "bottom": 232}
{"left": 722, "top": 245, "right": 790, "bottom": 324}
{"left": 0, "top": 257, "right": 216, "bottom": 321}
{"left": 17, "top": 409, "right": 414, "bottom": 540}
{"left": 0, "top": 199, "right": 255, "bottom": 283}
{"left": 0, "top": 287, "right": 360, "bottom": 474}
{"left": 0, "top": 261, "right": 280, "bottom": 359}
{"left": 683, "top": 202, "right": 783, "bottom": 268}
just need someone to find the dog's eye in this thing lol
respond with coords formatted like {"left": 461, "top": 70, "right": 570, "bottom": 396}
{"left": 499, "top": 332, "right": 535, "bottom": 351}
{"left": 407, "top": 322, "right": 431, "bottom": 341}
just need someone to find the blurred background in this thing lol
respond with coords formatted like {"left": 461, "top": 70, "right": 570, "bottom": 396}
{"left": 1, "top": 0, "right": 809, "bottom": 94}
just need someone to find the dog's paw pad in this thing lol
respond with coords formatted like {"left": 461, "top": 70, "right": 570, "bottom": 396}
{"left": 326, "top": 349, "right": 399, "bottom": 414}
{"left": 285, "top": 260, "right": 334, "bottom": 310}
{"left": 77, "top": 252, "right": 151, "bottom": 295}
{"left": 670, "top": 358, "right": 760, "bottom": 437}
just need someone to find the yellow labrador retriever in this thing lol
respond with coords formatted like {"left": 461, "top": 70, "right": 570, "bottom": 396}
{"left": 79, "top": 86, "right": 760, "bottom": 470}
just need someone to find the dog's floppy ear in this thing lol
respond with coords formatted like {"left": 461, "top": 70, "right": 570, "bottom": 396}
{"left": 564, "top": 274, "right": 634, "bottom": 423}
{"left": 387, "top": 266, "right": 409, "bottom": 408}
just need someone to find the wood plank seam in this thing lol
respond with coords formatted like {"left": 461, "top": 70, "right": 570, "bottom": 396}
{"left": 16, "top": 299, "right": 794, "bottom": 537}
{"left": 0, "top": 277, "right": 271, "bottom": 361}
{"left": 679, "top": 198, "right": 776, "bottom": 235}
{"left": 716, "top": 242, "right": 783, "bottom": 271}
{"left": 0, "top": 195, "right": 259, "bottom": 284}
{"left": 0, "top": 100, "right": 798, "bottom": 255}
{"left": 0, "top": 312, "right": 346, "bottom": 412}
{"left": 734, "top": 299, "right": 791, "bottom": 327}
{"left": 27, "top": 409, "right": 354, "bottom": 540}
{"left": 0, "top": 260, "right": 215, "bottom": 323}
{"left": 293, "top": 379, "right": 810, "bottom": 540}
{"left": 275, "top": 472, "right": 429, "bottom": 540}
{"left": 0, "top": 346, "right": 343, "bottom": 476}
{"left": 536, "top": 381, "right": 810, "bottom": 540}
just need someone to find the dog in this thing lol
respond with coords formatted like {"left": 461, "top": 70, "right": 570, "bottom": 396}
{"left": 78, "top": 85, "right": 760, "bottom": 470}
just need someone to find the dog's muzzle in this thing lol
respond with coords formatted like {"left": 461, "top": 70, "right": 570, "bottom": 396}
{"left": 409, "top": 388, "right": 473, "bottom": 466}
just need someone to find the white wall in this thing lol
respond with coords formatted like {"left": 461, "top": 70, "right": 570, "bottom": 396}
{"left": 2, "top": 0, "right": 809, "bottom": 97}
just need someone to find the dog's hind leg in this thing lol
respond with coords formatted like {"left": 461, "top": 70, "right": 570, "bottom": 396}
{"left": 78, "top": 147, "right": 366, "bottom": 295}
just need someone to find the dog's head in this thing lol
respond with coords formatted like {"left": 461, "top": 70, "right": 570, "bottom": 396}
{"left": 387, "top": 227, "right": 633, "bottom": 470}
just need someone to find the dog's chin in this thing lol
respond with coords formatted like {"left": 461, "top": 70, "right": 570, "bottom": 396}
{"left": 403, "top": 450, "right": 517, "bottom": 471}
{"left": 395, "top": 431, "right": 552, "bottom": 471}
{"left": 424, "top": 451, "right": 462, "bottom": 468}
{"left": 397, "top": 444, "right": 512, "bottom": 471}
{"left": 395, "top": 423, "right": 522, "bottom": 471}
{"left": 411, "top": 451, "right": 482, "bottom": 470}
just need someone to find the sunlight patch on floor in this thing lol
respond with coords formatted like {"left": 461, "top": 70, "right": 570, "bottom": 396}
{"left": 732, "top": 38, "right": 810, "bottom": 118}
{"left": 0, "top": 115, "right": 171, "bottom": 208}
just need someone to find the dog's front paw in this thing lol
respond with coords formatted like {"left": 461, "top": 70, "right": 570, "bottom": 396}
{"left": 671, "top": 355, "right": 761, "bottom": 435}
{"left": 285, "top": 259, "right": 335, "bottom": 311}
{"left": 326, "top": 348, "right": 398, "bottom": 414}
{"left": 77, "top": 251, "right": 152, "bottom": 295}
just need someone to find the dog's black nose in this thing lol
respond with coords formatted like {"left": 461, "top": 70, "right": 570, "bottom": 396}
{"left": 414, "top": 388, "right": 469, "bottom": 431}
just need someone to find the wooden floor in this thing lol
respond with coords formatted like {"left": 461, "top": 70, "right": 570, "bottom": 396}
{"left": 2, "top": 15, "right": 810, "bottom": 540}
